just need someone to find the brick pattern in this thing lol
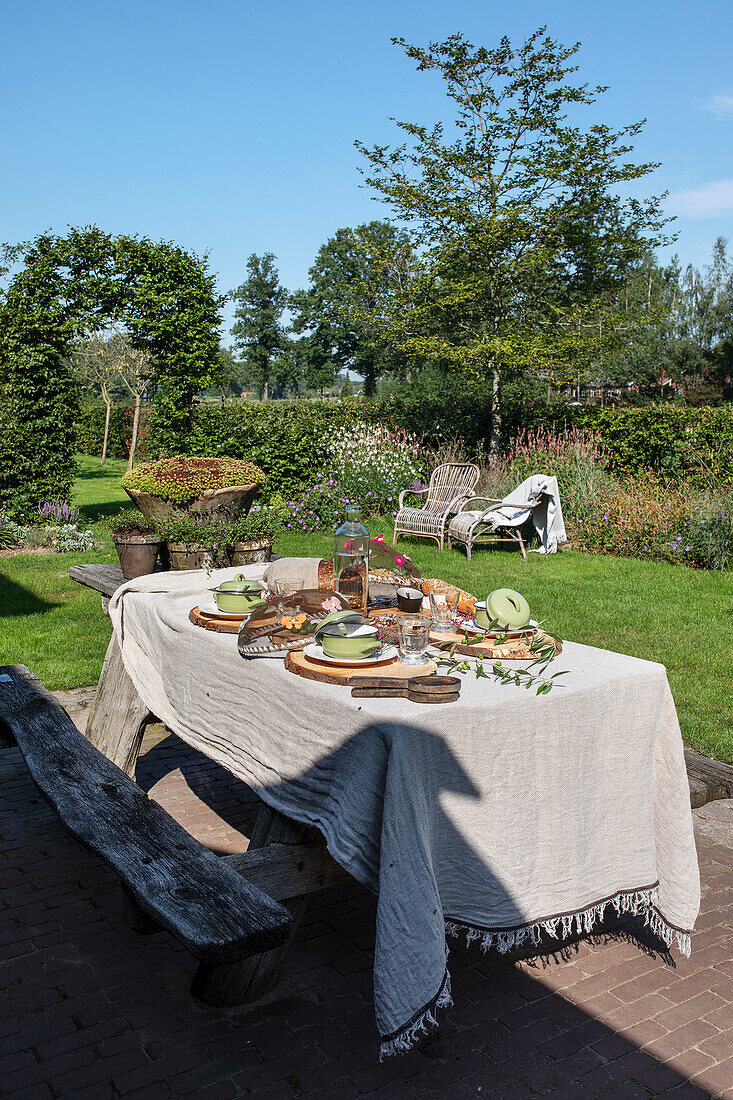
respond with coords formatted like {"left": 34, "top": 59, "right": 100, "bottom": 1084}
{"left": 1, "top": 732, "right": 732, "bottom": 1099}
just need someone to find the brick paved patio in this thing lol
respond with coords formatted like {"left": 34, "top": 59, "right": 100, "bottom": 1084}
{"left": 1, "top": 726, "right": 732, "bottom": 1100}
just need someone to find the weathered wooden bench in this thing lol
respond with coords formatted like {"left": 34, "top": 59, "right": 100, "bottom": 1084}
{"left": 0, "top": 664, "right": 350, "bottom": 1006}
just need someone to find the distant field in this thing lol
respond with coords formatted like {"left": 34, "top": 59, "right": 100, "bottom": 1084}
{"left": 1, "top": 456, "right": 731, "bottom": 762}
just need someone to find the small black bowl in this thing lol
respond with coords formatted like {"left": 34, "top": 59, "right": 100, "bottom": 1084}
{"left": 396, "top": 586, "right": 424, "bottom": 613}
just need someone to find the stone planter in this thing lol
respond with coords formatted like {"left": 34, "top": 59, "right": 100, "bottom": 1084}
{"left": 124, "top": 482, "right": 261, "bottom": 524}
{"left": 113, "top": 534, "right": 162, "bottom": 580}
{"left": 229, "top": 538, "right": 273, "bottom": 566}
{"left": 167, "top": 537, "right": 273, "bottom": 571}
{"left": 167, "top": 543, "right": 219, "bottom": 571}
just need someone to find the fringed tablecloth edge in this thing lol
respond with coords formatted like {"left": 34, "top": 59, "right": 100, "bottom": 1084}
{"left": 379, "top": 884, "right": 692, "bottom": 1059}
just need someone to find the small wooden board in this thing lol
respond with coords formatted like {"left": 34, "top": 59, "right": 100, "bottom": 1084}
{"left": 285, "top": 649, "right": 436, "bottom": 686}
{"left": 430, "top": 627, "right": 562, "bottom": 661}
{"left": 190, "top": 607, "right": 246, "bottom": 634}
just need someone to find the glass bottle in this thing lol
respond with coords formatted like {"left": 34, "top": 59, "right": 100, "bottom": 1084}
{"left": 334, "top": 506, "right": 370, "bottom": 612}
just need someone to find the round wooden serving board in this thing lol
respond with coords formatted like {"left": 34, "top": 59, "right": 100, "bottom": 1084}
{"left": 189, "top": 606, "right": 246, "bottom": 634}
{"left": 285, "top": 649, "right": 436, "bottom": 686}
{"left": 430, "top": 627, "right": 562, "bottom": 660}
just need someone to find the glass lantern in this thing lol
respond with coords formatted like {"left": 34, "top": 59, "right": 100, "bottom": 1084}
{"left": 334, "top": 506, "right": 370, "bottom": 612}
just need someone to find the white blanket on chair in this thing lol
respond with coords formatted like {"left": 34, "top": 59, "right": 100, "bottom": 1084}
{"left": 482, "top": 473, "right": 566, "bottom": 554}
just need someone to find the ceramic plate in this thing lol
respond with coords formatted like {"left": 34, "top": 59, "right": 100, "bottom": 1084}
{"left": 198, "top": 593, "right": 254, "bottom": 619}
{"left": 303, "top": 643, "right": 398, "bottom": 668}
{"left": 460, "top": 618, "right": 539, "bottom": 636}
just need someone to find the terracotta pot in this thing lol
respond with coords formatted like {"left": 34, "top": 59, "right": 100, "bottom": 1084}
{"left": 124, "top": 483, "right": 261, "bottom": 524}
{"left": 113, "top": 534, "right": 162, "bottom": 580}
{"left": 229, "top": 538, "right": 273, "bottom": 566}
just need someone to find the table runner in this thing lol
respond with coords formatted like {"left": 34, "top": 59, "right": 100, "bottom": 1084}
{"left": 109, "top": 566, "right": 699, "bottom": 1057}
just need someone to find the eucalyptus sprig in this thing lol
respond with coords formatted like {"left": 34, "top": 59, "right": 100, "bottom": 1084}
{"left": 435, "top": 633, "right": 567, "bottom": 695}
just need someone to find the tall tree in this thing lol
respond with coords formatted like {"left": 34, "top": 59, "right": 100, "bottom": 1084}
{"left": 231, "top": 253, "right": 289, "bottom": 401}
{"left": 294, "top": 222, "right": 414, "bottom": 396}
{"left": 355, "top": 31, "right": 671, "bottom": 455}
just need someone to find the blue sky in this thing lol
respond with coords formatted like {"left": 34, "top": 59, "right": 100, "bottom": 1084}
{"left": 2, "top": 0, "right": 733, "bottom": 334}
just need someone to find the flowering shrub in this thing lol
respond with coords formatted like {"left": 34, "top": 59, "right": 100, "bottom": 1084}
{"left": 283, "top": 423, "right": 425, "bottom": 533}
{"left": 326, "top": 423, "right": 424, "bottom": 517}
{"left": 570, "top": 475, "right": 686, "bottom": 560}
{"left": 123, "top": 456, "right": 265, "bottom": 502}
{"left": 285, "top": 480, "right": 358, "bottom": 534}
{"left": 507, "top": 426, "right": 614, "bottom": 517}
{"left": 42, "top": 524, "right": 95, "bottom": 553}
{"left": 0, "top": 513, "right": 32, "bottom": 549}
{"left": 37, "top": 499, "right": 81, "bottom": 526}
{"left": 568, "top": 476, "right": 733, "bottom": 570}
{"left": 671, "top": 500, "right": 733, "bottom": 570}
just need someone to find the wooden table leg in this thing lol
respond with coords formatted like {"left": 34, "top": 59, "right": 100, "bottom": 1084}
{"left": 84, "top": 633, "right": 152, "bottom": 778}
{"left": 191, "top": 803, "right": 314, "bottom": 1006}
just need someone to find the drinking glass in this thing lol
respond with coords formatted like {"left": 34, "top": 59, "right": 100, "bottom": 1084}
{"left": 397, "top": 617, "right": 431, "bottom": 665}
{"left": 271, "top": 578, "right": 305, "bottom": 614}
{"left": 429, "top": 588, "right": 456, "bottom": 633}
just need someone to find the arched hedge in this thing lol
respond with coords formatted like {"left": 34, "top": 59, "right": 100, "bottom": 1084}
{"left": 0, "top": 227, "right": 222, "bottom": 517}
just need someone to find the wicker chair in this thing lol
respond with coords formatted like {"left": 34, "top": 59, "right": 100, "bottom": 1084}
{"left": 393, "top": 463, "right": 480, "bottom": 551}
{"left": 447, "top": 493, "right": 544, "bottom": 561}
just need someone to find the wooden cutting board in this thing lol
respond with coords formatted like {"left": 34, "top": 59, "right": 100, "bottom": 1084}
{"left": 189, "top": 607, "right": 245, "bottom": 634}
{"left": 285, "top": 650, "right": 436, "bottom": 686}
{"left": 429, "top": 627, "right": 562, "bottom": 660}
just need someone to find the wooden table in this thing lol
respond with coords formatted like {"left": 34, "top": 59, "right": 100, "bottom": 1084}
{"left": 69, "top": 564, "right": 352, "bottom": 1005}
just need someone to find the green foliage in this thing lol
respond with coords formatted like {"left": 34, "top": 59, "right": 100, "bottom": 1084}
{"left": 557, "top": 405, "right": 733, "bottom": 482}
{"left": 122, "top": 455, "right": 265, "bottom": 502}
{"left": 0, "top": 514, "right": 32, "bottom": 548}
{"left": 105, "top": 509, "right": 157, "bottom": 536}
{"left": 0, "top": 228, "right": 224, "bottom": 516}
{"left": 355, "top": 30, "right": 671, "bottom": 452}
{"left": 76, "top": 404, "right": 138, "bottom": 459}
{"left": 43, "top": 524, "right": 96, "bottom": 553}
{"left": 292, "top": 222, "right": 414, "bottom": 396}
{"left": 231, "top": 253, "right": 290, "bottom": 400}
{"left": 156, "top": 510, "right": 281, "bottom": 547}
{"left": 174, "top": 398, "right": 493, "bottom": 502}
{"left": 673, "top": 505, "right": 733, "bottom": 571}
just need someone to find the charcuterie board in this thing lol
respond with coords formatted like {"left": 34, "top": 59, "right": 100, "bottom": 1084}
{"left": 285, "top": 649, "right": 436, "bottom": 686}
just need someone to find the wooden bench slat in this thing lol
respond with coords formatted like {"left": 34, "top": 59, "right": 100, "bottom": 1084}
{"left": 68, "top": 563, "right": 125, "bottom": 599}
{"left": 223, "top": 840, "right": 351, "bottom": 901}
{"left": 0, "top": 665, "right": 292, "bottom": 965}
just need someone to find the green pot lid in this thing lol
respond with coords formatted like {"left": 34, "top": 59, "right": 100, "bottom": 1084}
{"left": 318, "top": 621, "right": 378, "bottom": 640}
{"left": 215, "top": 574, "right": 262, "bottom": 594}
{"left": 314, "top": 609, "right": 364, "bottom": 641}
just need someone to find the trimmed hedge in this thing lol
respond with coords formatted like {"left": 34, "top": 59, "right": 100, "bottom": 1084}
{"left": 76, "top": 404, "right": 151, "bottom": 461}
{"left": 78, "top": 399, "right": 733, "bottom": 496}
{"left": 556, "top": 405, "right": 733, "bottom": 482}
{"left": 180, "top": 399, "right": 493, "bottom": 502}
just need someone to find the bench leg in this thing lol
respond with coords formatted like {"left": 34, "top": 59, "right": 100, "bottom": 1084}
{"left": 121, "top": 885, "right": 162, "bottom": 935}
{"left": 191, "top": 804, "right": 313, "bottom": 1007}
{"left": 85, "top": 633, "right": 152, "bottom": 778}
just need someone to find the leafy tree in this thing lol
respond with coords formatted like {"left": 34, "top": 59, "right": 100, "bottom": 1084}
{"left": 294, "top": 222, "right": 414, "bottom": 397}
{"left": 231, "top": 253, "right": 289, "bottom": 401}
{"left": 355, "top": 30, "right": 671, "bottom": 454}
{"left": 0, "top": 227, "right": 223, "bottom": 515}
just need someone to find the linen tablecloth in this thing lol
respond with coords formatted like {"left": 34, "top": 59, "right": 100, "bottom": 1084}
{"left": 109, "top": 566, "right": 700, "bottom": 1057}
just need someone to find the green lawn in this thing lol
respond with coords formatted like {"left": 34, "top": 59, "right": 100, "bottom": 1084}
{"left": 1, "top": 457, "right": 731, "bottom": 762}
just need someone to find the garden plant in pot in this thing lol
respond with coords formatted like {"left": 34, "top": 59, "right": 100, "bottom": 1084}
{"left": 122, "top": 455, "right": 266, "bottom": 523}
{"left": 107, "top": 512, "right": 163, "bottom": 579}
{"left": 157, "top": 511, "right": 281, "bottom": 571}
